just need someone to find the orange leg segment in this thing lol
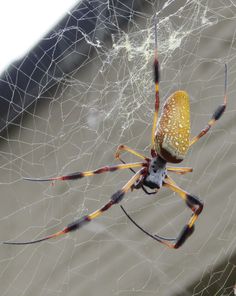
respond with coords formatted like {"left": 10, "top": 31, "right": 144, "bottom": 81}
{"left": 115, "top": 145, "right": 149, "bottom": 161}
{"left": 167, "top": 167, "right": 193, "bottom": 175}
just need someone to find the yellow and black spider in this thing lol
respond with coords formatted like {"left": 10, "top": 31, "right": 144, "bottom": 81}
{"left": 4, "top": 17, "right": 227, "bottom": 249}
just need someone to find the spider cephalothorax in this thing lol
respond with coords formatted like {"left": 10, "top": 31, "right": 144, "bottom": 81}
{"left": 143, "top": 156, "right": 167, "bottom": 189}
{"left": 3, "top": 16, "right": 227, "bottom": 249}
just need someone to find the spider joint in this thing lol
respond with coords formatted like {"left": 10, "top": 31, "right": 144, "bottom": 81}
{"left": 111, "top": 190, "right": 125, "bottom": 204}
{"left": 174, "top": 224, "right": 195, "bottom": 249}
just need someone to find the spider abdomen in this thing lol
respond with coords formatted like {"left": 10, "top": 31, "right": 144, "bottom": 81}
{"left": 155, "top": 90, "right": 190, "bottom": 163}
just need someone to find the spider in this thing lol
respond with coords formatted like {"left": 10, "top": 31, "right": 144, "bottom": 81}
{"left": 4, "top": 17, "right": 227, "bottom": 249}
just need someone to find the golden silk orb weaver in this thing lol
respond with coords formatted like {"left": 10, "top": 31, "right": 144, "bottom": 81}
{"left": 3, "top": 17, "right": 228, "bottom": 249}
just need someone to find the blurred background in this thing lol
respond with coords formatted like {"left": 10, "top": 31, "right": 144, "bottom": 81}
{"left": 0, "top": 1, "right": 236, "bottom": 295}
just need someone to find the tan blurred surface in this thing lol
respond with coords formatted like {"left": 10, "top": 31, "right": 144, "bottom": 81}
{"left": 0, "top": 1, "right": 236, "bottom": 296}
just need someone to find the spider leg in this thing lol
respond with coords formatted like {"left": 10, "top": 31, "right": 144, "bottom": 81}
{"left": 3, "top": 170, "right": 144, "bottom": 245}
{"left": 161, "top": 176, "right": 204, "bottom": 248}
{"left": 115, "top": 145, "right": 149, "bottom": 161}
{"left": 23, "top": 162, "right": 146, "bottom": 182}
{"left": 151, "top": 15, "right": 160, "bottom": 157}
{"left": 190, "top": 64, "right": 227, "bottom": 147}
{"left": 120, "top": 205, "right": 177, "bottom": 248}
{"left": 121, "top": 175, "right": 203, "bottom": 249}
{"left": 120, "top": 205, "right": 175, "bottom": 243}
{"left": 167, "top": 167, "right": 193, "bottom": 175}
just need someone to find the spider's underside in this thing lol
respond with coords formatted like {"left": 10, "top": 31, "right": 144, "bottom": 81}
{"left": 3, "top": 16, "right": 227, "bottom": 249}
{"left": 141, "top": 156, "right": 167, "bottom": 190}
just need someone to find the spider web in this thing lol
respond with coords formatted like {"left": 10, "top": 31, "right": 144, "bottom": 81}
{"left": 0, "top": 1, "right": 236, "bottom": 295}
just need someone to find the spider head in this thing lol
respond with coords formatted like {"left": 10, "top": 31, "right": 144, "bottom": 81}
{"left": 143, "top": 156, "right": 167, "bottom": 189}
